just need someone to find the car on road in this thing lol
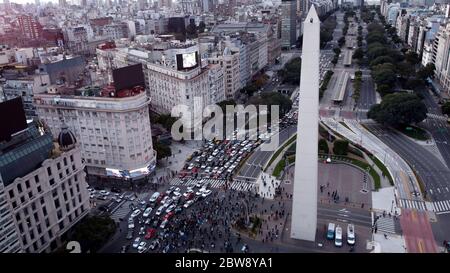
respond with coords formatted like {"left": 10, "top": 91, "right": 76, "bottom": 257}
{"left": 155, "top": 193, "right": 165, "bottom": 204}
{"left": 185, "top": 192, "right": 194, "bottom": 201}
{"left": 166, "top": 186, "right": 175, "bottom": 195}
{"left": 183, "top": 189, "right": 194, "bottom": 197}
{"left": 144, "top": 228, "right": 156, "bottom": 240}
{"left": 152, "top": 219, "right": 159, "bottom": 228}
{"left": 160, "top": 219, "right": 169, "bottom": 229}
{"left": 137, "top": 241, "right": 147, "bottom": 253}
{"left": 160, "top": 196, "right": 170, "bottom": 205}
{"left": 201, "top": 189, "right": 212, "bottom": 198}
{"left": 335, "top": 226, "right": 343, "bottom": 247}
{"left": 165, "top": 204, "right": 176, "bottom": 213}
{"left": 143, "top": 207, "right": 153, "bottom": 218}
{"left": 132, "top": 237, "right": 141, "bottom": 248}
{"left": 175, "top": 207, "right": 183, "bottom": 214}
{"left": 347, "top": 224, "right": 355, "bottom": 246}
{"left": 149, "top": 192, "right": 160, "bottom": 203}
{"left": 164, "top": 211, "right": 175, "bottom": 220}
{"left": 149, "top": 239, "right": 160, "bottom": 250}
{"left": 126, "top": 230, "right": 133, "bottom": 240}
{"left": 128, "top": 221, "right": 135, "bottom": 229}
{"left": 99, "top": 190, "right": 110, "bottom": 196}
{"left": 139, "top": 226, "right": 145, "bottom": 235}
{"left": 195, "top": 180, "right": 204, "bottom": 188}
{"left": 327, "top": 223, "right": 335, "bottom": 240}
{"left": 155, "top": 206, "right": 165, "bottom": 216}
{"left": 183, "top": 200, "right": 194, "bottom": 208}
{"left": 131, "top": 209, "right": 141, "bottom": 218}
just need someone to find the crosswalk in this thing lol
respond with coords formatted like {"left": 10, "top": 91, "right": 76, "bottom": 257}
{"left": 399, "top": 198, "right": 450, "bottom": 214}
{"left": 110, "top": 201, "right": 132, "bottom": 223}
{"left": 374, "top": 213, "right": 398, "bottom": 234}
{"left": 427, "top": 113, "right": 448, "bottom": 121}
{"left": 170, "top": 178, "right": 255, "bottom": 192}
{"left": 399, "top": 199, "right": 427, "bottom": 211}
{"left": 429, "top": 200, "right": 450, "bottom": 215}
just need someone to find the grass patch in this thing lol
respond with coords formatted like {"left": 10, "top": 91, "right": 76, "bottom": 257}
{"left": 398, "top": 125, "right": 429, "bottom": 141}
{"left": 272, "top": 160, "right": 286, "bottom": 178}
{"left": 264, "top": 134, "right": 297, "bottom": 171}
{"left": 370, "top": 155, "right": 394, "bottom": 186}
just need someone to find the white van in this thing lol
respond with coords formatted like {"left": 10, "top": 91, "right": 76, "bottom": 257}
{"left": 347, "top": 224, "right": 355, "bottom": 246}
{"left": 335, "top": 226, "right": 343, "bottom": 247}
{"left": 149, "top": 192, "right": 160, "bottom": 203}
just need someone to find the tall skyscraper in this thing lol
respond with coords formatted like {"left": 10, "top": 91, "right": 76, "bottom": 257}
{"left": 281, "top": 0, "right": 298, "bottom": 49}
{"left": 291, "top": 6, "right": 320, "bottom": 242}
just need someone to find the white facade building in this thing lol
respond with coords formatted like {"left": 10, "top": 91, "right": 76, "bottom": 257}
{"left": 34, "top": 89, "right": 156, "bottom": 177}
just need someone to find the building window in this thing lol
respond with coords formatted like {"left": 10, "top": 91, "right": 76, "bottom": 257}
{"left": 37, "top": 185, "right": 42, "bottom": 193}
{"left": 34, "top": 175, "right": 39, "bottom": 183}
{"left": 70, "top": 155, "right": 74, "bottom": 162}
{"left": 57, "top": 162, "right": 61, "bottom": 170}
{"left": 63, "top": 157, "right": 67, "bottom": 166}
{"left": 17, "top": 184, "right": 23, "bottom": 193}
{"left": 8, "top": 190, "right": 14, "bottom": 199}
{"left": 49, "top": 178, "right": 55, "bottom": 186}
{"left": 43, "top": 206, "right": 47, "bottom": 216}
{"left": 47, "top": 167, "right": 52, "bottom": 176}
{"left": 25, "top": 180, "right": 30, "bottom": 189}
{"left": 54, "top": 199, "right": 60, "bottom": 209}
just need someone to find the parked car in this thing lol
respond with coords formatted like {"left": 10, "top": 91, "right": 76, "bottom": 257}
{"left": 132, "top": 237, "right": 141, "bottom": 248}
{"left": 155, "top": 206, "right": 165, "bottom": 216}
{"left": 335, "top": 226, "right": 343, "bottom": 247}
{"left": 327, "top": 223, "right": 335, "bottom": 240}
{"left": 347, "top": 224, "right": 355, "bottom": 246}
{"left": 160, "top": 219, "right": 169, "bottom": 229}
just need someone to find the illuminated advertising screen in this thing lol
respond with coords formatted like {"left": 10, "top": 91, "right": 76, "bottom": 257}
{"left": 176, "top": 51, "right": 198, "bottom": 70}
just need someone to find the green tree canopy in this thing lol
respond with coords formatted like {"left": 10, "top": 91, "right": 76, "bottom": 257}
{"left": 368, "top": 93, "right": 428, "bottom": 127}
{"left": 70, "top": 216, "right": 116, "bottom": 253}
{"left": 442, "top": 101, "right": 450, "bottom": 116}
{"left": 333, "top": 139, "right": 349, "bottom": 156}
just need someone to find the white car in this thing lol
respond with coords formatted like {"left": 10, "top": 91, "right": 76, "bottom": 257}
{"left": 137, "top": 241, "right": 147, "bottom": 252}
{"left": 132, "top": 237, "right": 141, "bottom": 248}
{"left": 128, "top": 222, "right": 135, "bottom": 229}
{"left": 131, "top": 209, "right": 141, "bottom": 218}
{"left": 335, "top": 226, "right": 343, "bottom": 247}
{"left": 165, "top": 204, "right": 176, "bottom": 213}
{"left": 183, "top": 200, "right": 194, "bottom": 208}
{"left": 347, "top": 224, "right": 355, "bottom": 246}
{"left": 160, "top": 196, "right": 169, "bottom": 205}
{"left": 173, "top": 191, "right": 181, "bottom": 197}
{"left": 160, "top": 219, "right": 169, "bottom": 229}
{"left": 149, "top": 192, "right": 160, "bottom": 203}
{"left": 155, "top": 206, "right": 165, "bottom": 216}
{"left": 195, "top": 180, "right": 203, "bottom": 188}
{"left": 201, "top": 190, "right": 212, "bottom": 198}
{"left": 99, "top": 190, "right": 110, "bottom": 196}
{"left": 187, "top": 186, "right": 194, "bottom": 191}
{"left": 183, "top": 189, "right": 194, "bottom": 197}
{"left": 143, "top": 207, "right": 153, "bottom": 218}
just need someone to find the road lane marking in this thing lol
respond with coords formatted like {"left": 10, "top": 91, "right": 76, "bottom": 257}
{"left": 418, "top": 240, "right": 424, "bottom": 253}
{"left": 446, "top": 187, "right": 449, "bottom": 192}
{"left": 436, "top": 211, "right": 450, "bottom": 215}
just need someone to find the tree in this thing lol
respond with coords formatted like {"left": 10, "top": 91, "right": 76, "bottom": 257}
{"left": 376, "top": 84, "right": 394, "bottom": 96}
{"left": 278, "top": 57, "right": 301, "bottom": 84}
{"left": 369, "top": 56, "right": 394, "bottom": 67}
{"left": 417, "top": 63, "right": 435, "bottom": 80}
{"left": 372, "top": 63, "right": 396, "bottom": 86}
{"left": 333, "top": 139, "right": 349, "bottom": 156}
{"left": 396, "top": 61, "right": 415, "bottom": 80}
{"left": 353, "top": 48, "right": 364, "bottom": 59}
{"left": 70, "top": 216, "right": 116, "bottom": 253}
{"left": 442, "top": 101, "right": 450, "bottom": 116}
{"left": 405, "top": 51, "right": 420, "bottom": 65}
{"left": 153, "top": 139, "right": 172, "bottom": 160}
{"left": 368, "top": 93, "right": 428, "bottom": 127}
{"left": 318, "top": 139, "right": 329, "bottom": 154}
{"left": 155, "top": 114, "right": 177, "bottom": 131}
{"left": 248, "top": 92, "right": 292, "bottom": 115}
{"left": 333, "top": 47, "right": 341, "bottom": 55}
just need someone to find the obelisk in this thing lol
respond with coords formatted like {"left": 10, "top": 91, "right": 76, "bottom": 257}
{"left": 290, "top": 6, "right": 320, "bottom": 241}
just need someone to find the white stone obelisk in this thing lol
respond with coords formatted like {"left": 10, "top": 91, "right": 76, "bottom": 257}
{"left": 290, "top": 6, "right": 320, "bottom": 242}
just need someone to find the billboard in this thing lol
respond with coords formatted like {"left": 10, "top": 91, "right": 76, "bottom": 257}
{"left": 176, "top": 51, "right": 199, "bottom": 70}
{"left": 0, "top": 97, "right": 28, "bottom": 142}
{"left": 112, "top": 63, "right": 145, "bottom": 93}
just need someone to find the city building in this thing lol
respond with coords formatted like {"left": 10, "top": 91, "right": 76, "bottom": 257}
{"left": 281, "top": 0, "right": 298, "bottom": 49}
{"left": 1, "top": 68, "right": 50, "bottom": 118}
{"left": 0, "top": 98, "right": 90, "bottom": 253}
{"left": 18, "top": 15, "right": 42, "bottom": 40}
{"left": 34, "top": 83, "right": 156, "bottom": 180}
{"left": 0, "top": 176, "right": 22, "bottom": 253}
